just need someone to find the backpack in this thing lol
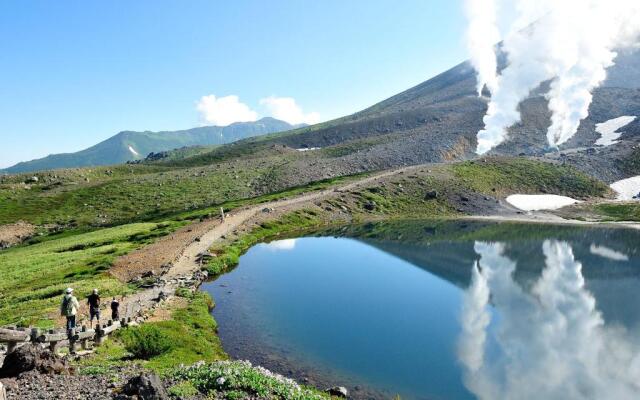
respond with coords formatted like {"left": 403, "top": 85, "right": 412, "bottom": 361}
{"left": 62, "top": 295, "right": 75, "bottom": 315}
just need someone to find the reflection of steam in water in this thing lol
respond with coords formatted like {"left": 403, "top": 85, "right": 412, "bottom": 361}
{"left": 458, "top": 241, "right": 640, "bottom": 400}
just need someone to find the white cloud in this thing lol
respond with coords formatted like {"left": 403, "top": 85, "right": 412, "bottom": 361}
{"left": 196, "top": 94, "right": 258, "bottom": 126}
{"left": 259, "top": 96, "right": 321, "bottom": 125}
{"left": 262, "top": 239, "right": 297, "bottom": 251}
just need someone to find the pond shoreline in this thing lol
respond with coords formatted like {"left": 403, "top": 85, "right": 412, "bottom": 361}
{"left": 201, "top": 220, "right": 640, "bottom": 399}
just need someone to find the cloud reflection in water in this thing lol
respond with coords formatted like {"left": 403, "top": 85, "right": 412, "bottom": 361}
{"left": 458, "top": 241, "right": 640, "bottom": 400}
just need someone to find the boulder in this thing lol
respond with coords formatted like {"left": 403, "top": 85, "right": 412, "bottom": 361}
{"left": 363, "top": 201, "right": 376, "bottom": 211}
{"left": 0, "top": 344, "right": 71, "bottom": 378}
{"left": 326, "top": 386, "right": 348, "bottom": 398}
{"left": 424, "top": 190, "right": 438, "bottom": 200}
{"left": 0, "top": 382, "right": 6, "bottom": 400}
{"left": 123, "top": 373, "right": 169, "bottom": 400}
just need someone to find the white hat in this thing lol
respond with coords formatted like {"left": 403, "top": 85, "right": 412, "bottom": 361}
{"left": 93, "top": 288, "right": 99, "bottom": 294}
{"left": 66, "top": 288, "right": 73, "bottom": 294}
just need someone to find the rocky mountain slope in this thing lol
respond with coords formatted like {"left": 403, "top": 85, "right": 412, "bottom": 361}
{"left": 175, "top": 50, "right": 640, "bottom": 183}
{"left": 1, "top": 118, "right": 298, "bottom": 174}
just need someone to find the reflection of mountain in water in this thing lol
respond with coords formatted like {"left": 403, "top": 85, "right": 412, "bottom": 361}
{"left": 327, "top": 221, "right": 640, "bottom": 328}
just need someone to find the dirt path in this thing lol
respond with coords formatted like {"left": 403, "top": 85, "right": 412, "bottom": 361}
{"left": 166, "top": 167, "right": 414, "bottom": 279}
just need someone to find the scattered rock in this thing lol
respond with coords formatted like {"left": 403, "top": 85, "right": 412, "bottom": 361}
{"left": 364, "top": 201, "right": 376, "bottom": 211}
{"left": 123, "top": 373, "right": 168, "bottom": 400}
{"left": 424, "top": 190, "right": 438, "bottom": 200}
{"left": 0, "top": 344, "right": 72, "bottom": 378}
{"left": 141, "top": 270, "right": 156, "bottom": 278}
{"left": 460, "top": 195, "right": 470, "bottom": 202}
{"left": 326, "top": 386, "right": 348, "bottom": 398}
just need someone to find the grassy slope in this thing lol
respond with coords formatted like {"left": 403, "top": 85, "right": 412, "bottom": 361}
{"left": 592, "top": 203, "right": 640, "bottom": 221}
{"left": 0, "top": 221, "right": 185, "bottom": 327}
{"left": 452, "top": 158, "right": 611, "bottom": 198}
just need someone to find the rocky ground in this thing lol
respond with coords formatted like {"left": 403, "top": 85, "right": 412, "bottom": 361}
{"left": 0, "top": 221, "right": 35, "bottom": 249}
{"left": 2, "top": 371, "right": 116, "bottom": 400}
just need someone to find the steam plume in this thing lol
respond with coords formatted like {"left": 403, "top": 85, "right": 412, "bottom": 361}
{"left": 465, "top": 0, "right": 640, "bottom": 154}
{"left": 464, "top": 0, "right": 500, "bottom": 95}
{"left": 458, "top": 241, "right": 640, "bottom": 400}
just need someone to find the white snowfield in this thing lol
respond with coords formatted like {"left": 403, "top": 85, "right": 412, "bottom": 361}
{"left": 594, "top": 116, "right": 636, "bottom": 147}
{"left": 506, "top": 194, "right": 581, "bottom": 211}
{"left": 128, "top": 145, "right": 140, "bottom": 156}
{"left": 610, "top": 176, "right": 640, "bottom": 201}
{"left": 296, "top": 147, "right": 320, "bottom": 152}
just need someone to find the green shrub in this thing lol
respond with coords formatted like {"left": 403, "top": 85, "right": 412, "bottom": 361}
{"left": 175, "top": 286, "right": 194, "bottom": 299}
{"left": 120, "top": 324, "right": 174, "bottom": 359}
{"left": 168, "top": 381, "right": 199, "bottom": 397}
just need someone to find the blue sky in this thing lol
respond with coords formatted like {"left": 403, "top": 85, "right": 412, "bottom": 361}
{"left": 0, "top": 0, "right": 468, "bottom": 168}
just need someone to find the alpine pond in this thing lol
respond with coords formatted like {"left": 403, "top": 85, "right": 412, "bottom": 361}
{"left": 202, "top": 221, "right": 640, "bottom": 400}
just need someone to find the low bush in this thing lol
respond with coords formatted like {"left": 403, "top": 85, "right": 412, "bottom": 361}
{"left": 120, "top": 324, "right": 174, "bottom": 359}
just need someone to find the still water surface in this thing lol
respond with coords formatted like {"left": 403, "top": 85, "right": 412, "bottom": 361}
{"left": 202, "top": 221, "right": 640, "bottom": 399}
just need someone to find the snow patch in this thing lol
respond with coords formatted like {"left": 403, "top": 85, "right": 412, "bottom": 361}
{"left": 128, "top": 145, "right": 140, "bottom": 156}
{"left": 589, "top": 244, "right": 629, "bottom": 261}
{"left": 506, "top": 194, "right": 581, "bottom": 211}
{"left": 610, "top": 176, "right": 640, "bottom": 201}
{"left": 296, "top": 147, "right": 320, "bottom": 152}
{"left": 594, "top": 116, "right": 636, "bottom": 147}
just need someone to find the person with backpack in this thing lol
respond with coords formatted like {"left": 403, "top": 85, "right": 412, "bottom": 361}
{"left": 60, "top": 288, "right": 80, "bottom": 336}
{"left": 87, "top": 288, "right": 101, "bottom": 328}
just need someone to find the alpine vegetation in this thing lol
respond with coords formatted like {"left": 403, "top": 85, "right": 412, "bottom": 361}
{"left": 465, "top": 0, "right": 640, "bottom": 154}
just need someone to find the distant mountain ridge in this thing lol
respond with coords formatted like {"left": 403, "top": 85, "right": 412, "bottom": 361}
{"left": 2, "top": 117, "right": 298, "bottom": 174}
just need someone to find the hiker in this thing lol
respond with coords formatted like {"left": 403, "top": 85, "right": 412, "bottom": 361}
{"left": 111, "top": 297, "right": 120, "bottom": 321}
{"left": 60, "top": 288, "right": 80, "bottom": 336}
{"left": 88, "top": 288, "right": 101, "bottom": 328}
